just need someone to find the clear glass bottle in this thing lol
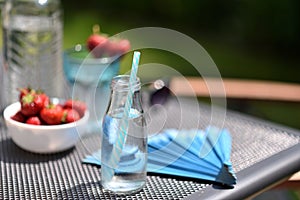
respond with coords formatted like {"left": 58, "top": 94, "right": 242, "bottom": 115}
{"left": 1, "top": 0, "right": 66, "bottom": 110}
{"left": 101, "top": 75, "right": 147, "bottom": 194}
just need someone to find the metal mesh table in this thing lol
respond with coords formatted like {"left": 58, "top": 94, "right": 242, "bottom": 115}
{"left": 1, "top": 97, "right": 300, "bottom": 199}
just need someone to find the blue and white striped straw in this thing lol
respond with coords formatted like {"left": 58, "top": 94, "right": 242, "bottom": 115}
{"left": 103, "top": 51, "right": 141, "bottom": 181}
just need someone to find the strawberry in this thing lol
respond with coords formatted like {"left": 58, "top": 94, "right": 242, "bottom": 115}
{"left": 106, "top": 39, "right": 119, "bottom": 56}
{"left": 40, "top": 104, "right": 64, "bottom": 125}
{"left": 115, "top": 39, "right": 131, "bottom": 55}
{"left": 11, "top": 111, "right": 26, "bottom": 123}
{"left": 62, "top": 109, "right": 80, "bottom": 123}
{"left": 26, "top": 116, "right": 41, "bottom": 125}
{"left": 87, "top": 33, "right": 108, "bottom": 51}
{"left": 18, "top": 87, "right": 34, "bottom": 101}
{"left": 106, "top": 39, "right": 131, "bottom": 56}
{"left": 63, "top": 99, "right": 86, "bottom": 118}
{"left": 20, "top": 93, "right": 44, "bottom": 116}
{"left": 38, "top": 93, "right": 50, "bottom": 107}
{"left": 86, "top": 24, "right": 109, "bottom": 58}
{"left": 87, "top": 34, "right": 108, "bottom": 58}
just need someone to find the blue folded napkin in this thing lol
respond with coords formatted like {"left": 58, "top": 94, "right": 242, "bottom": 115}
{"left": 83, "top": 127, "right": 236, "bottom": 187}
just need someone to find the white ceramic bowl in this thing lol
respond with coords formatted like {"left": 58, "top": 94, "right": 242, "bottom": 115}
{"left": 3, "top": 99, "right": 89, "bottom": 154}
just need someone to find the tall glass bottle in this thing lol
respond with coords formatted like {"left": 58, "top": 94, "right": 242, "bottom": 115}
{"left": 1, "top": 0, "right": 66, "bottom": 110}
{"left": 101, "top": 75, "right": 147, "bottom": 194}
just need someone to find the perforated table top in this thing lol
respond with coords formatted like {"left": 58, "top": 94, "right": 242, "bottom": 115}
{"left": 1, "top": 97, "right": 300, "bottom": 199}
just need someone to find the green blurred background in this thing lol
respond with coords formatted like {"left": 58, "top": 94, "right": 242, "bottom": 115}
{"left": 1, "top": 0, "right": 299, "bottom": 130}
{"left": 61, "top": 0, "right": 300, "bottom": 132}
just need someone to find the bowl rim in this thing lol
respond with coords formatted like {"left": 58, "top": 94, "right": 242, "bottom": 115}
{"left": 64, "top": 44, "right": 121, "bottom": 64}
{"left": 3, "top": 101, "right": 89, "bottom": 130}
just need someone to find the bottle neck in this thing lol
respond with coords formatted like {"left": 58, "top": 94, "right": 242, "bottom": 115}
{"left": 107, "top": 75, "right": 143, "bottom": 115}
{"left": 111, "top": 75, "right": 141, "bottom": 92}
{"left": 2, "top": 0, "right": 61, "bottom": 17}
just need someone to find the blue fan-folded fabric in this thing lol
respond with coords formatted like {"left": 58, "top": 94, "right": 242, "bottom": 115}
{"left": 83, "top": 127, "right": 236, "bottom": 187}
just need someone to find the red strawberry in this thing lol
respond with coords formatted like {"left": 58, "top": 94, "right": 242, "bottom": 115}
{"left": 18, "top": 87, "right": 34, "bottom": 101}
{"left": 106, "top": 40, "right": 119, "bottom": 56}
{"left": 63, "top": 99, "right": 86, "bottom": 118}
{"left": 21, "top": 93, "right": 44, "bottom": 116}
{"left": 107, "top": 39, "right": 131, "bottom": 56}
{"left": 87, "top": 33, "right": 108, "bottom": 51}
{"left": 62, "top": 109, "right": 80, "bottom": 123}
{"left": 86, "top": 25, "right": 109, "bottom": 58}
{"left": 116, "top": 39, "right": 131, "bottom": 54}
{"left": 11, "top": 111, "right": 26, "bottom": 123}
{"left": 26, "top": 116, "right": 41, "bottom": 125}
{"left": 38, "top": 93, "right": 50, "bottom": 107}
{"left": 40, "top": 104, "right": 64, "bottom": 125}
{"left": 87, "top": 34, "right": 108, "bottom": 58}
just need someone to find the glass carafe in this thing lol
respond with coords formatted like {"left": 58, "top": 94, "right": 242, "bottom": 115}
{"left": 1, "top": 0, "right": 66, "bottom": 110}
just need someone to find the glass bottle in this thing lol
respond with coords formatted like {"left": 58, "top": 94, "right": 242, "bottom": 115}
{"left": 1, "top": 0, "right": 66, "bottom": 110}
{"left": 101, "top": 75, "right": 147, "bottom": 194}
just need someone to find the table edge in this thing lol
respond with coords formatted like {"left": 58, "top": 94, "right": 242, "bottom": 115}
{"left": 185, "top": 143, "right": 300, "bottom": 200}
